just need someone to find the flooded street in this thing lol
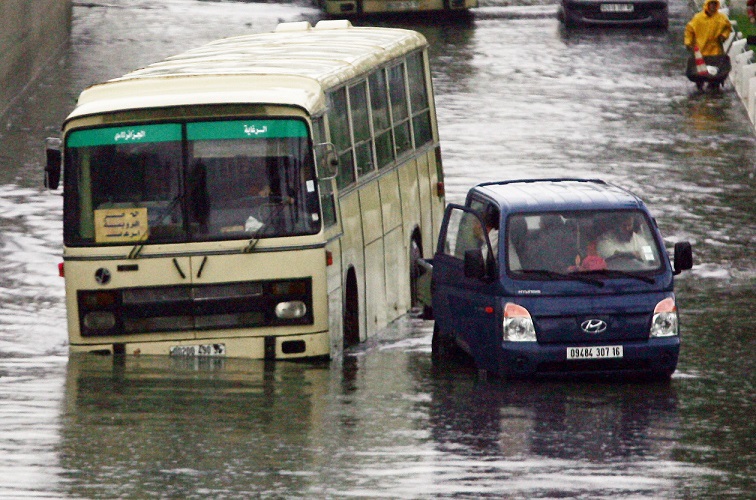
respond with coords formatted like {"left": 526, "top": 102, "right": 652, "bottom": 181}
{"left": 0, "top": 0, "right": 754, "bottom": 497}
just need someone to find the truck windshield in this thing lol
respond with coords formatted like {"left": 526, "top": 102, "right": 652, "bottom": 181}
{"left": 507, "top": 210, "right": 663, "bottom": 275}
{"left": 63, "top": 119, "right": 320, "bottom": 246}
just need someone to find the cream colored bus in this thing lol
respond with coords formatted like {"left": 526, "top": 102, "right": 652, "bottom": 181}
{"left": 319, "top": 0, "right": 477, "bottom": 16}
{"left": 45, "top": 20, "right": 445, "bottom": 360}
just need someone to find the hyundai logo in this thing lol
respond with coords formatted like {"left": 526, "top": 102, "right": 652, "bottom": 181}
{"left": 581, "top": 319, "right": 607, "bottom": 334}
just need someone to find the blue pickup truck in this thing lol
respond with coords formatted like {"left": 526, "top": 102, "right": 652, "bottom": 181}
{"left": 426, "top": 178, "right": 692, "bottom": 379}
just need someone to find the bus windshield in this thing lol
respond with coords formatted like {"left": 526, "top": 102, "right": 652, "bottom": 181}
{"left": 64, "top": 119, "right": 320, "bottom": 246}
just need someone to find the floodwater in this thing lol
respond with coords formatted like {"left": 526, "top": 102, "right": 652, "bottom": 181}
{"left": 0, "top": 0, "right": 753, "bottom": 497}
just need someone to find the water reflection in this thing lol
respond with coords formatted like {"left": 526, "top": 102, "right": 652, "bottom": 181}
{"left": 429, "top": 377, "right": 680, "bottom": 460}
{"left": 671, "top": 284, "right": 756, "bottom": 497}
{"left": 60, "top": 354, "right": 333, "bottom": 498}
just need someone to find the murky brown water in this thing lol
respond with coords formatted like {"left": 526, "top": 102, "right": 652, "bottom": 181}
{"left": 0, "top": 0, "right": 753, "bottom": 497}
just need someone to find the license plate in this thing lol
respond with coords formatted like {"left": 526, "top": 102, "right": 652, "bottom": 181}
{"left": 567, "top": 345, "right": 623, "bottom": 360}
{"left": 170, "top": 343, "right": 226, "bottom": 357}
{"left": 386, "top": 1, "right": 419, "bottom": 11}
{"left": 600, "top": 3, "right": 634, "bottom": 12}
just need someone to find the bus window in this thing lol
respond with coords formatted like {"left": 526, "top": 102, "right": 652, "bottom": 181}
{"left": 312, "top": 115, "right": 325, "bottom": 145}
{"left": 407, "top": 52, "right": 433, "bottom": 148}
{"left": 312, "top": 116, "right": 337, "bottom": 228}
{"left": 388, "top": 63, "right": 412, "bottom": 157}
{"left": 327, "top": 88, "right": 355, "bottom": 189}
{"left": 369, "top": 68, "right": 394, "bottom": 169}
{"left": 64, "top": 123, "right": 185, "bottom": 245}
{"left": 186, "top": 119, "right": 320, "bottom": 240}
{"left": 350, "top": 81, "right": 374, "bottom": 177}
{"left": 63, "top": 119, "right": 321, "bottom": 246}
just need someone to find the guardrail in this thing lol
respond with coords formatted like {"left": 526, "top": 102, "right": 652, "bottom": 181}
{"left": 723, "top": 6, "right": 756, "bottom": 123}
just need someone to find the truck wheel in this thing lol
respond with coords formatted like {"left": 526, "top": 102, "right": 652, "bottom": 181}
{"left": 431, "top": 323, "right": 456, "bottom": 364}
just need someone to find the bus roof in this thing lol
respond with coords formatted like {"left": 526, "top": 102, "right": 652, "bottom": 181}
{"left": 66, "top": 20, "right": 428, "bottom": 123}
{"left": 470, "top": 179, "right": 647, "bottom": 214}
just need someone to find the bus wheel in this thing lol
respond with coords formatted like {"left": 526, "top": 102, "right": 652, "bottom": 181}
{"left": 409, "top": 238, "right": 422, "bottom": 308}
{"left": 343, "top": 271, "right": 359, "bottom": 348}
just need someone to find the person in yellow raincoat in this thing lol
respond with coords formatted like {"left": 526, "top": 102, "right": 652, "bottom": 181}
{"left": 684, "top": 0, "right": 733, "bottom": 90}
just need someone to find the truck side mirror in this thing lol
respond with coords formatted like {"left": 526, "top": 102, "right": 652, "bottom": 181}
{"left": 673, "top": 241, "right": 693, "bottom": 275}
{"left": 464, "top": 249, "right": 486, "bottom": 280}
{"left": 44, "top": 137, "right": 62, "bottom": 190}
{"left": 314, "top": 142, "right": 338, "bottom": 180}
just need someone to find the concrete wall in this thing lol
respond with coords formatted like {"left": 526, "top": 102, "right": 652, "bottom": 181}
{"left": 0, "top": 0, "right": 72, "bottom": 119}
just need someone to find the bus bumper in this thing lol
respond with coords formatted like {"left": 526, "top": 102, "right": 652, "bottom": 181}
{"left": 69, "top": 330, "right": 331, "bottom": 360}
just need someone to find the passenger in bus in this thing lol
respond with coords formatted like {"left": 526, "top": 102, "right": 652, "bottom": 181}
{"left": 189, "top": 162, "right": 210, "bottom": 228}
{"left": 597, "top": 214, "right": 646, "bottom": 261}
{"left": 244, "top": 159, "right": 271, "bottom": 198}
{"left": 249, "top": 176, "right": 271, "bottom": 197}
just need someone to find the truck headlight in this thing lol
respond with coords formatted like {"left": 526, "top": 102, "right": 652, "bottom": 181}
{"left": 650, "top": 297, "right": 678, "bottom": 337}
{"left": 503, "top": 303, "right": 536, "bottom": 342}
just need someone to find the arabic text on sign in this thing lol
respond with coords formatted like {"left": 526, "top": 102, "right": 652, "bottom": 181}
{"left": 94, "top": 207, "right": 149, "bottom": 243}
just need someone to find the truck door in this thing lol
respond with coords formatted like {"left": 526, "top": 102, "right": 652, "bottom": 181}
{"left": 432, "top": 204, "right": 501, "bottom": 366}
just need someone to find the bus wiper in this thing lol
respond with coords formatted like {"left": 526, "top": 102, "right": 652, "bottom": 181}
{"left": 242, "top": 197, "right": 291, "bottom": 253}
{"left": 127, "top": 194, "right": 183, "bottom": 259}
{"left": 519, "top": 269, "right": 604, "bottom": 287}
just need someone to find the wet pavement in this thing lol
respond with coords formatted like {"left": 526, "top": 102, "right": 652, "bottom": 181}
{"left": 0, "top": 0, "right": 754, "bottom": 497}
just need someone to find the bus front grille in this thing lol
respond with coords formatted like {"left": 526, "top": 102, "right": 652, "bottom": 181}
{"left": 77, "top": 278, "right": 312, "bottom": 337}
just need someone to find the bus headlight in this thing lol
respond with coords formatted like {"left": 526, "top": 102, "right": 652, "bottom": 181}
{"left": 275, "top": 301, "right": 307, "bottom": 319}
{"left": 503, "top": 303, "right": 536, "bottom": 342}
{"left": 83, "top": 311, "right": 116, "bottom": 330}
{"left": 650, "top": 297, "right": 678, "bottom": 337}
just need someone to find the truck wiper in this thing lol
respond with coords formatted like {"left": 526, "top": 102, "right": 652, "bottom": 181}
{"left": 580, "top": 269, "right": 656, "bottom": 284}
{"left": 518, "top": 269, "right": 604, "bottom": 287}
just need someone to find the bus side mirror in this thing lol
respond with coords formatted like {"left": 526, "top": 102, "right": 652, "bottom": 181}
{"left": 314, "top": 142, "right": 338, "bottom": 180}
{"left": 464, "top": 249, "right": 486, "bottom": 280}
{"left": 44, "top": 137, "right": 62, "bottom": 190}
{"left": 673, "top": 241, "right": 693, "bottom": 275}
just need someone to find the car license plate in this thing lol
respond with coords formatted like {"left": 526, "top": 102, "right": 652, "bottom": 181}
{"left": 386, "top": 1, "right": 419, "bottom": 10}
{"left": 170, "top": 343, "right": 226, "bottom": 357}
{"left": 567, "top": 345, "right": 623, "bottom": 360}
{"left": 600, "top": 3, "right": 634, "bottom": 12}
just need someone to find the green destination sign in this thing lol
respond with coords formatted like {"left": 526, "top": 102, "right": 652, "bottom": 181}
{"left": 187, "top": 120, "right": 307, "bottom": 140}
{"left": 67, "top": 123, "right": 182, "bottom": 147}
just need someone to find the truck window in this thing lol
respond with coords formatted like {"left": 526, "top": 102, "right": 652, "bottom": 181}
{"left": 508, "top": 210, "right": 662, "bottom": 274}
{"left": 442, "top": 207, "right": 487, "bottom": 260}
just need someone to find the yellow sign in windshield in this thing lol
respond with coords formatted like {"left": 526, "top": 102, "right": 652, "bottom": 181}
{"left": 94, "top": 208, "right": 149, "bottom": 243}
